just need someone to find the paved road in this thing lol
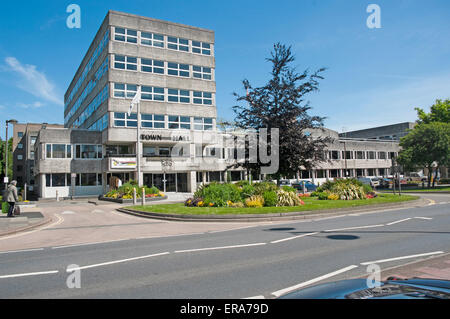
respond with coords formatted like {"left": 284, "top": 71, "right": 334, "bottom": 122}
{"left": 0, "top": 193, "right": 448, "bottom": 298}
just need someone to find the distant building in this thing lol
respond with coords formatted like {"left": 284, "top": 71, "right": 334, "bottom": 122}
{"left": 339, "top": 122, "right": 416, "bottom": 140}
{"left": 12, "top": 122, "right": 64, "bottom": 195}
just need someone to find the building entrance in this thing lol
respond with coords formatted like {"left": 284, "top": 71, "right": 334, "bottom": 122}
{"left": 143, "top": 173, "right": 188, "bottom": 192}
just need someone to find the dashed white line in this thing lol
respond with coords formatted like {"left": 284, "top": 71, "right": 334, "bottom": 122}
{"left": 0, "top": 270, "right": 59, "bottom": 279}
{"left": 174, "top": 242, "right": 266, "bottom": 254}
{"left": 66, "top": 252, "right": 170, "bottom": 271}
{"left": 243, "top": 295, "right": 265, "bottom": 299}
{"left": 414, "top": 216, "right": 433, "bottom": 220}
{"left": 386, "top": 218, "right": 412, "bottom": 226}
{"left": 270, "top": 232, "right": 319, "bottom": 244}
{"left": 0, "top": 248, "right": 44, "bottom": 255}
{"left": 271, "top": 265, "right": 359, "bottom": 297}
{"left": 360, "top": 251, "right": 445, "bottom": 266}
{"left": 323, "top": 224, "right": 384, "bottom": 233}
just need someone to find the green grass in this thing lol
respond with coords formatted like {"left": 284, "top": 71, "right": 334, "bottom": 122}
{"left": 129, "top": 193, "right": 419, "bottom": 216}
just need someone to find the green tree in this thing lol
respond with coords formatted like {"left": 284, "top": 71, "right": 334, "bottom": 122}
{"left": 0, "top": 138, "right": 13, "bottom": 181}
{"left": 398, "top": 122, "right": 450, "bottom": 187}
{"left": 232, "top": 43, "right": 331, "bottom": 182}
{"left": 415, "top": 99, "right": 450, "bottom": 124}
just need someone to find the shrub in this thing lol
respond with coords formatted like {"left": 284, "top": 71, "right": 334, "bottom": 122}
{"left": 245, "top": 195, "right": 264, "bottom": 208}
{"left": 327, "top": 193, "right": 339, "bottom": 200}
{"left": 438, "top": 178, "right": 450, "bottom": 184}
{"left": 276, "top": 189, "right": 303, "bottom": 206}
{"left": 194, "top": 182, "right": 242, "bottom": 207}
{"left": 316, "top": 179, "right": 366, "bottom": 200}
{"left": 310, "top": 191, "right": 320, "bottom": 197}
{"left": 230, "top": 201, "right": 245, "bottom": 208}
{"left": 362, "top": 184, "right": 373, "bottom": 194}
{"left": 253, "top": 181, "right": 278, "bottom": 195}
{"left": 281, "top": 186, "right": 297, "bottom": 193}
{"left": 235, "top": 180, "right": 251, "bottom": 187}
{"left": 317, "top": 192, "right": 330, "bottom": 200}
{"left": 262, "top": 190, "right": 278, "bottom": 207}
{"left": 241, "top": 184, "right": 256, "bottom": 200}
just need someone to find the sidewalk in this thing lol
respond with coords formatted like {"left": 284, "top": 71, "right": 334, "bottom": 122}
{"left": 0, "top": 207, "right": 52, "bottom": 237}
{"left": 378, "top": 253, "right": 450, "bottom": 281}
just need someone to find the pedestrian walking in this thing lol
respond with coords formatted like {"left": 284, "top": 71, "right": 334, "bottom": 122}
{"left": 6, "top": 180, "right": 19, "bottom": 218}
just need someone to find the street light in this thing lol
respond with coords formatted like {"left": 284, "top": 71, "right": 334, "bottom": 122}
{"left": 4, "top": 119, "right": 18, "bottom": 190}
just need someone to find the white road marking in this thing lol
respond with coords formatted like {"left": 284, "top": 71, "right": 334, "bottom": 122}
{"left": 323, "top": 224, "right": 384, "bottom": 232}
{"left": 174, "top": 242, "right": 266, "bottom": 254}
{"left": 61, "top": 211, "right": 76, "bottom": 215}
{"left": 0, "top": 214, "right": 64, "bottom": 240}
{"left": 52, "top": 238, "right": 130, "bottom": 250}
{"left": 271, "top": 265, "right": 359, "bottom": 297}
{"left": 91, "top": 209, "right": 104, "bottom": 213}
{"left": 414, "top": 216, "right": 433, "bottom": 220}
{"left": 243, "top": 295, "right": 265, "bottom": 299}
{"left": 66, "top": 252, "right": 170, "bottom": 271}
{"left": 386, "top": 218, "right": 412, "bottom": 226}
{"left": 360, "top": 251, "right": 445, "bottom": 266}
{"left": 270, "top": 232, "right": 319, "bottom": 244}
{"left": 0, "top": 248, "right": 44, "bottom": 255}
{"left": 0, "top": 270, "right": 59, "bottom": 279}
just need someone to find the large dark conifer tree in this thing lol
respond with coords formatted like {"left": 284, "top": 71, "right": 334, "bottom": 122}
{"left": 232, "top": 43, "right": 331, "bottom": 180}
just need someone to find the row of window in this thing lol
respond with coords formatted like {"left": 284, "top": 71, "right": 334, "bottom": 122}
{"left": 72, "top": 84, "right": 109, "bottom": 128}
{"left": 328, "top": 150, "right": 397, "bottom": 160}
{"left": 65, "top": 30, "right": 109, "bottom": 110}
{"left": 65, "top": 58, "right": 109, "bottom": 125}
{"left": 45, "top": 144, "right": 103, "bottom": 159}
{"left": 113, "top": 112, "right": 213, "bottom": 130}
{"left": 113, "top": 83, "right": 213, "bottom": 105}
{"left": 114, "top": 27, "right": 212, "bottom": 56}
{"left": 45, "top": 173, "right": 102, "bottom": 187}
{"left": 88, "top": 113, "right": 109, "bottom": 131}
{"left": 113, "top": 54, "right": 213, "bottom": 80}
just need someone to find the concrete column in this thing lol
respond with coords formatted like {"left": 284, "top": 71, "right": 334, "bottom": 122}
{"left": 188, "top": 171, "right": 197, "bottom": 193}
{"left": 202, "top": 171, "right": 207, "bottom": 184}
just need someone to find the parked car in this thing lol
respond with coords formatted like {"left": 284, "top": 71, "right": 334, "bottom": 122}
{"left": 278, "top": 278, "right": 450, "bottom": 299}
{"left": 279, "top": 179, "right": 292, "bottom": 187}
{"left": 291, "top": 180, "right": 317, "bottom": 192}
{"left": 407, "top": 173, "right": 428, "bottom": 182}
{"left": 370, "top": 177, "right": 381, "bottom": 187}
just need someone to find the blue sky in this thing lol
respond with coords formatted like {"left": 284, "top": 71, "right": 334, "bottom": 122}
{"left": 0, "top": 0, "right": 449, "bottom": 138}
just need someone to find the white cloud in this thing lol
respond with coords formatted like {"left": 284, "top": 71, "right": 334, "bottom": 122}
{"left": 17, "top": 101, "right": 44, "bottom": 109}
{"left": 4, "top": 57, "right": 63, "bottom": 106}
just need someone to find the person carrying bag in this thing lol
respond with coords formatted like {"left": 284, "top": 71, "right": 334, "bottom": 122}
{"left": 6, "top": 180, "right": 19, "bottom": 218}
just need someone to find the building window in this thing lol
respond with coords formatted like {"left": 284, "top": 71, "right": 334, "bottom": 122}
{"left": 194, "top": 117, "right": 213, "bottom": 130}
{"left": 113, "top": 112, "right": 138, "bottom": 128}
{"left": 52, "top": 173, "right": 66, "bottom": 187}
{"left": 356, "top": 169, "right": 364, "bottom": 176}
{"left": 192, "top": 65, "right": 212, "bottom": 80}
{"left": 356, "top": 151, "right": 365, "bottom": 159}
{"left": 167, "top": 62, "right": 190, "bottom": 77}
{"left": 367, "top": 168, "right": 375, "bottom": 176}
{"left": 140, "top": 114, "right": 165, "bottom": 129}
{"left": 167, "top": 36, "right": 189, "bottom": 52}
{"left": 168, "top": 89, "right": 190, "bottom": 103}
{"left": 75, "top": 145, "right": 102, "bottom": 159}
{"left": 114, "top": 27, "right": 137, "bottom": 43}
{"left": 143, "top": 146, "right": 156, "bottom": 156}
{"left": 388, "top": 152, "right": 396, "bottom": 159}
{"left": 367, "top": 151, "right": 376, "bottom": 160}
{"left": 168, "top": 116, "right": 190, "bottom": 129}
{"left": 329, "top": 150, "right": 340, "bottom": 160}
{"left": 114, "top": 55, "right": 137, "bottom": 70}
{"left": 18, "top": 132, "right": 23, "bottom": 138}
{"left": 18, "top": 143, "right": 23, "bottom": 149}
{"left": 30, "top": 136, "right": 37, "bottom": 145}
{"left": 192, "top": 41, "right": 211, "bottom": 55}
{"left": 342, "top": 151, "right": 353, "bottom": 159}
{"left": 113, "top": 83, "right": 137, "bottom": 98}
{"left": 141, "top": 86, "right": 165, "bottom": 101}
{"left": 193, "top": 91, "right": 213, "bottom": 105}
{"left": 378, "top": 152, "right": 386, "bottom": 160}
{"left": 17, "top": 154, "right": 23, "bottom": 161}
{"left": 140, "top": 32, "right": 164, "bottom": 48}
{"left": 316, "top": 170, "right": 325, "bottom": 178}
{"left": 141, "top": 59, "right": 164, "bottom": 74}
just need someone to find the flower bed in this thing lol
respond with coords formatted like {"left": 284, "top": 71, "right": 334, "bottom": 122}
{"left": 102, "top": 182, "right": 165, "bottom": 202}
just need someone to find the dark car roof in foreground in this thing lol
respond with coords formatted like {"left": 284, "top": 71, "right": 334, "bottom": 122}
{"left": 278, "top": 278, "right": 450, "bottom": 299}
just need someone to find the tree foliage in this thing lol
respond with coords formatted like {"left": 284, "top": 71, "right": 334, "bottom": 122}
{"left": 415, "top": 99, "right": 450, "bottom": 124}
{"left": 232, "top": 43, "right": 331, "bottom": 180}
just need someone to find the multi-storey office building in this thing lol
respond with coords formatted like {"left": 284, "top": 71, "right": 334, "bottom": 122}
{"left": 31, "top": 10, "right": 403, "bottom": 199}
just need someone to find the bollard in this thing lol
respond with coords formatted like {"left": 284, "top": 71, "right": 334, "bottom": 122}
{"left": 302, "top": 181, "right": 306, "bottom": 194}
{"left": 141, "top": 187, "right": 145, "bottom": 206}
{"left": 56, "top": 190, "right": 59, "bottom": 201}
{"left": 133, "top": 188, "right": 137, "bottom": 205}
